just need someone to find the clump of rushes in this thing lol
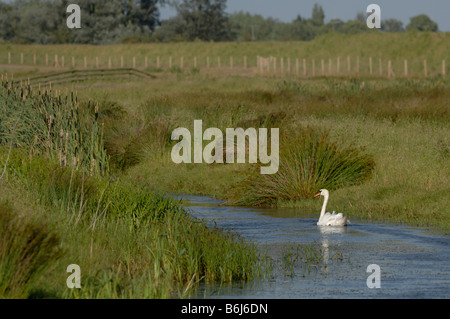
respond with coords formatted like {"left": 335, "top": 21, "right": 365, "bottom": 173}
{"left": 229, "top": 126, "right": 375, "bottom": 207}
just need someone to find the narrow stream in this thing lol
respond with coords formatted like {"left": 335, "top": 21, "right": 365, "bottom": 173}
{"left": 181, "top": 195, "right": 450, "bottom": 299}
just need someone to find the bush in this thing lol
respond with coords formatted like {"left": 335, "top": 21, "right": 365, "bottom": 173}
{"left": 229, "top": 126, "right": 375, "bottom": 206}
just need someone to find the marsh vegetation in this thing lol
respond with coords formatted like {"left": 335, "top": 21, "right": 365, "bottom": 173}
{"left": 0, "top": 35, "right": 449, "bottom": 298}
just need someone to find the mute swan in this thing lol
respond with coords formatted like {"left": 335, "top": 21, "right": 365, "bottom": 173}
{"left": 314, "top": 189, "right": 348, "bottom": 226}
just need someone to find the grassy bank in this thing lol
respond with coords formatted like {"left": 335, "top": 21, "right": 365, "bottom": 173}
{"left": 0, "top": 80, "right": 263, "bottom": 298}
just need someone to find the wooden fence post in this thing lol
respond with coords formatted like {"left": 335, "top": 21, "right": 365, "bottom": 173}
{"left": 388, "top": 60, "right": 394, "bottom": 78}
{"left": 157, "top": 56, "right": 160, "bottom": 68}
{"left": 379, "top": 58, "right": 382, "bottom": 76}
{"left": 443, "top": 60, "right": 446, "bottom": 79}
{"left": 244, "top": 56, "right": 247, "bottom": 69}
{"left": 206, "top": 56, "right": 210, "bottom": 68}
{"left": 96, "top": 56, "right": 100, "bottom": 69}
{"left": 321, "top": 59, "right": 324, "bottom": 75}
{"left": 312, "top": 59, "right": 316, "bottom": 77}
{"left": 62, "top": 56, "right": 64, "bottom": 68}
{"left": 133, "top": 56, "right": 136, "bottom": 68}
{"left": 356, "top": 56, "right": 360, "bottom": 74}
{"left": 72, "top": 56, "right": 75, "bottom": 68}
{"left": 8, "top": 52, "right": 11, "bottom": 64}
{"left": 424, "top": 59, "right": 428, "bottom": 77}
{"left": 120, "top": 56, "right": 124, "bottom": 68}
{"left": 230, "top": 56, "right": 233, "bottom": 69}
{"left": 180, "top": 56, "right": 184, "bottom": 69}
{"left": 404, "top": 59, "right": 408, "bottom": 77}
{"left": 33, "top": 53, "right": 37, "bottom": 65}
{"left": 303, "top": 58, "right": 306, "bottom": 77}
{"left": 217, "top": 56, "right": 221, "bottom": 68}
{"left": 84, "top": 56, "right": 87, "bottom": 68}
{"left": 328, "top": 58, "right": 332, "bottom": 76}
{"left": 337, "top": 57, "right": 340, "bottom": 75}
{"left": 369, "top": 57, "right": 373, "bottom": 75}
{"left": 347, "top": 56, "right": 351, "bottom": 73}
{"left": 46, "top": 54, "right": 49, "bottom": 66}
{"left": 55, "top": 54, "right": 59, "bottom": 68}
{"left": 20, "top": 52, "right": 23, "bottom": 65}
{"left": 108, "top": 57, "right": 112, "bottom": 69}
{"left": 145, "top": 56, "right": 148, "bottom": 68}
{"left": 194, "top": 56, "right": 197, "bottom": 68}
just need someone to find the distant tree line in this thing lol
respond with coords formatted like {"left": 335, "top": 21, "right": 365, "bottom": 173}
{"left": 0, "top": 0, "right": 166, "bottom": 44}
{"left": 0, "top": 0, "right": 440, "bottom": 44}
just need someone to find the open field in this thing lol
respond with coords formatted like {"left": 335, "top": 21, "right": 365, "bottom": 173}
{"left": 2, "top": 32, "right": 450, "bottom": 77}
{"left": 0, "top": 34, "right": 449, "bottom": 298}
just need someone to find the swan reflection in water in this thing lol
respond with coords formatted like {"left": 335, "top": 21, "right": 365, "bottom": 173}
{"left": 318, "top": 225, "right": 348, "bottom": 268}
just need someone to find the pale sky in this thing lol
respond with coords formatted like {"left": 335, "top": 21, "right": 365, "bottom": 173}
{"left": 160, "top": 0, "right": 450, "bottom": 31}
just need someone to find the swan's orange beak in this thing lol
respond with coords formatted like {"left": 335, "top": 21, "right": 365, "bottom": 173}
{"left": 314, "top": 191, "right": 321, "bottom": 198}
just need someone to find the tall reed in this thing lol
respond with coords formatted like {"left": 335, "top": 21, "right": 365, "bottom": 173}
{"left": 0, "top": 77, "right": 109, "bottom": 176}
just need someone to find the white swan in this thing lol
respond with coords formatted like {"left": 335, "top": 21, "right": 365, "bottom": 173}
{"left": 314, "top": 189, "right": 348, "bottom": 226}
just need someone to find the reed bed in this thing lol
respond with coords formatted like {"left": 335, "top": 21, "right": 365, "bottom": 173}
{"left": 0, "top": 75, "right": 109, "bottom": 176}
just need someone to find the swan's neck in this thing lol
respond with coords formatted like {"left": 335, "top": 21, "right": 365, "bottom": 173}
{"left": 320, "top": 193, "right": 329, "bottom": 220}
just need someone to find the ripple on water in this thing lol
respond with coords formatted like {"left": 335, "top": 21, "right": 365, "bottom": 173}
{"left": 181, "top": 195, "right": 450, "bottom": 299}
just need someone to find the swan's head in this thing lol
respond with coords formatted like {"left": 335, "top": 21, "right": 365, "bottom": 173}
{"left": 314, "top": 189, "right": 329, "bottom": 198}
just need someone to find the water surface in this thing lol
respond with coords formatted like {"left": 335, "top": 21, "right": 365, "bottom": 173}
{"left": 181, "top": 195, "right": 450, "bottom": 299}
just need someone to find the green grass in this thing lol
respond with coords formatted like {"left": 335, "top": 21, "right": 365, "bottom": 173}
{"left": 0, "top": 79, "right": 109, "bottom": 176}
{"left": 0, "top": 79, "right": 264, "bottom": 298}
{"left": 1, "top": 35, "right": 449, "bottom": 297}
{"left": 2, "top": 32, "right": 450, "bottom": 76}
{"left": 83, "top": 74, "right": 447, "bottom": 232}
{"left": 0, "top": 200, "right": 62, "bottom": 298}
{"left": 0, "top": 147, "right": 265, "bottom": 298}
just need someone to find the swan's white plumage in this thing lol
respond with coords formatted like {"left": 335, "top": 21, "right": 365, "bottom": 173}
{"left": 314, "top": 189, "right": 348, "bottom": 226}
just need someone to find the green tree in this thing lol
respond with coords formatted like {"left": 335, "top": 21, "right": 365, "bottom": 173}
{"left": 154, "top": 15, "right": 189, "bottom": 41}
{"left": 228, "top": 11, "right": 278, "bottom": 41}
{"left": 287, "top": 15, "right": 319, "bottom": 40}
{"left": 0, "top": 0, "right": 71, "bottom": 44}
{"left": 0, "top": 0, "right": 166, "bottom": 44}
{"left": 0, "top": 2, "right": 17, "bottom": 42}
{"left": 406, "top": 14, "right": 438, "bottom": 32}
{"left": 173, "top": 0, "right": 231, "bottom": 41}
{"left": 311, "top": 3, "right": 325, "bottom": 26}
{"left": 382, "top": 18, "right": 404, "bottom": 32}
{"left": 326, "top": 18, "right": 344, "bottom": 32}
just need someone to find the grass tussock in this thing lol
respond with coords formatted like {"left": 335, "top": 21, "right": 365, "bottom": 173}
{"left": 229, "top": 126, "right": 375, "bottom": 207}
{"left": 0, "top": 201, "right": 62, "bottom": 298}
